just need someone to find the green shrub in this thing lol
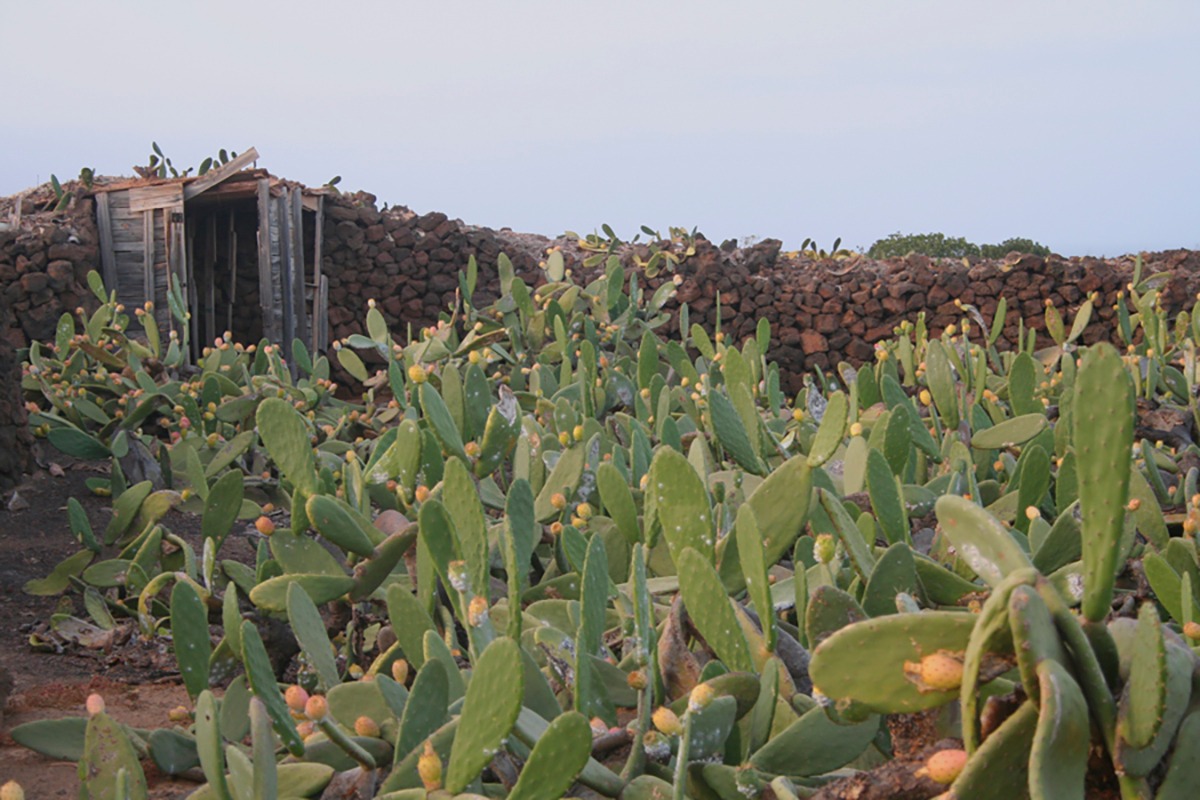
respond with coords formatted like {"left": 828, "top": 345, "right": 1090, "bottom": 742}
{"left": 868, "top": 232, "right": 1053, "bottom": 260}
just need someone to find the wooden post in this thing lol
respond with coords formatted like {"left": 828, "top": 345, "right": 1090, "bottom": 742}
{"left": 256, "top": 178, "right": 276, "bottom": 341}
{"left": 290, "top": 189, "right": 308, "bottom": 346}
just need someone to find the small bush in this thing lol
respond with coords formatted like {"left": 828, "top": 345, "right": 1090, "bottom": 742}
{"left": 868, "top": 232, "right": 1052, "bottom": 260}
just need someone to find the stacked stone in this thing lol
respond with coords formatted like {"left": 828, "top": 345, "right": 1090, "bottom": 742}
{"left": 0, "top": 200, "right": 100, "bottom": 350}
{"left": 0, "top": 285, "right": 33, "bottom": 493}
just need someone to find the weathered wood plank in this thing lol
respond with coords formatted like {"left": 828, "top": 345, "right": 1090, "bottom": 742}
{"left": 142, "top": 211, "right": 154, "bottom": 312}
{"left": 183, "top": 147, "right": 259, "bottom": 200}
{"left": 278, "top": 192, "right": 295, "bottom": 347}
{"left": 129, "top": 184, "right": 184, "bottom": 212}
{"left": 256, "top": 178, "right": 277, "bottom": 341}
{"left": 95, "top": 192, "right": 117, "bottom": 292}
{"left": 290, "top": 189, "right": 308, "bottom": 346}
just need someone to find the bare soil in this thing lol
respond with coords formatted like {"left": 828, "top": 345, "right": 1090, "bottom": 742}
{"left": 0, "top": 451, "right": 206, "bottom": 797}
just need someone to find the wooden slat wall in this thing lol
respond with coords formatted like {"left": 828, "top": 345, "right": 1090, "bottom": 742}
{"left": 106, "top": 191, "right": 147, "bottom": 322}
{"left": 278, "top": 191, "right": 295, "bottom": 346}
{"left": 129, "top": 184, "right": 184, "bottom": 212}
{"left": 290, "top": 189, "right": 308, "bottom": 346}
{"left": 256, "top": 179, "right": 282, "bottom": 342}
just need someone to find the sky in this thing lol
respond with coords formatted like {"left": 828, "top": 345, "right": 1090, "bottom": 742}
{"left": 2, "top": 1, "right": 1197, "bottom": 256}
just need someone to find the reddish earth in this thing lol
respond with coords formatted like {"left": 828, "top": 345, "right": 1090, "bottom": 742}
{"left": 0, "top": 451, "right": 205, "bottom": 798}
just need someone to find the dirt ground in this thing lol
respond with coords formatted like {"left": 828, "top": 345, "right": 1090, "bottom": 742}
{"left": 0, "top": 450, "right": 214, "bottom": 798}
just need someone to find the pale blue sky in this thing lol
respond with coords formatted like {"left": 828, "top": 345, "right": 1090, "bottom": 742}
{"left": 3, "top": 1, "right": 1197, "bottom": 255}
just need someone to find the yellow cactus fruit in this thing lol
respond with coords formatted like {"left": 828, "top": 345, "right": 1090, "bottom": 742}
{"left": 688, "top": 682, "right": 715, "bottom": 712}
{"left": 0, "top": 781, "right": 25, "bottom": 800}
{"left": 573, "top": 424, "right": 585, "bottom": 442}
{"left": 354, "top": 716, "right": 381, "bottom": 738}
{"left": 285, "top": 685, "right": 310, "bottom": 713}
{"left": 849, "top": 422, "right": 863, "bottom": 437}
{"left": 407, "top": 364, "right": 428, "bottom": 384}
{"left": 1025, "top": 506, "right": 1040, "bottom": 521}
{"left": 418, "top": 740, "right": 443, "bottom": 791}
{"left": 792, "top": 408, "right": 804, "bottom": 422}
{"left": 912, "top": 651, "right": 965, "bottom": 690}
{"left": 550, "top": 492, "right": 568, "bottom": 511}
{"left": 575, "top": 503, "right": 594, "bottom": 520}
{"left": 167, "top": 705, "right": 192, "bottom": 723}
{"left": 304, "top": 694, "right": 329, "bottom": 721}
{"left": 652, "top": 706, "right": 683, "bottom": 736}
{"left": 814, "top": 533, "right": 837, "bottom": 565}
{"left": 919, "top": 389, "right": 932, "bottom": 406}
{"left": 392, "top": 660, "right": 410, "bottom": 685}
{"left": 414, "top": 485, "right": 431, "bottom": 503}
{"left": 627, "top": 669, "right": 648, "bottom": 690}
{"left": 920, "top": 748, "right": 968, "bottom": 784}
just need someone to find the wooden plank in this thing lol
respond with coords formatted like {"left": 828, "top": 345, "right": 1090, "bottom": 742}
{"left": 95, "top": 192, "right": 117, "bottom": 292}
{"left": 183, "top": 147, "right": 259, "bottom": 200}
{"left": 129, "top": 184, "right": 184, "bottom": 212}
{"left": 278, "top": 191, "right": 295, "bottom": 346}
{"left": 314, "top": 274, "right": 329, "bottom": 354}
{"left": 226, "top": 210, "right": 237, "bottom": 335}
{"left": 290, "top": 189, "right": 308, "bottom": 346}
{"left": 143, "top": 211, "right": 154, "bottom": 313}
{"left": 204, "top": 215, "right": 216, "bottom": 345}
{"left": 256, "top": 178, "right": 276, "bottom": 341}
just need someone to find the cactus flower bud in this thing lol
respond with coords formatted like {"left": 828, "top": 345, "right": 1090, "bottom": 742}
{"left": 652, "top": 706, "right": 683, "bottom": 736}
{"left": 558, "top": 431, "right": 571, "bottom": 447}
{"left": 0, "top": 781, "right": 25, "bottom": 800}
{"left": 1025, "top": 506, "right": 1040, "bottom": 521}
{"left": 304, "top": 694, "right": 329, "bottom": 720}
{"left": 575, "top": 502, "right": 594, "bottom": 520}
{"left": 167, "top": 705, "right": 192, "bottom": 723}
{"left": 391, "top": 659, "right": 410, "bottom": 685}
{"left": 626, "top": 669, "right": 648, "bottom": 690}
{"left": 468, "top": 595, "right": 490, "bottom": 627}
{"left": 86, "top": 694, "right": 106, "bottom": 716}
{"left": 549, "top": 521, "right": 564, "bottom": 536}
{"left": 1126, "top": 498, "right": 1141, "bottom": 512}
{"left": 689, "top": 682, "right": 716, "bottom": 712}
{"left": 255, "top": 516, "right": 276, "bottom": 535}
{"left": 464, "top": 440, "right": 481, "bottom": 457}
{"left": 414, "top": 485, "right": 431, "bottom": 503}
{"left": 354, "top": 716, "right": 381, "bottom": 738}
{"left": 573, "top": 424, "right": 585, "bottom": 442}
{"left": 919, "top": 389, "right": 932, "bottom": 406}
{"left": 285, "top": 685, "right": 310, "bottom": 713}
{"left": 418, "top": 740, "right": 443, "bottom": 791}
{"left": 550, "top": 492, "right": 567, "bottom": 511}
{"left": 920, "top": 748, "right": 968, "bottom": 784}
{"left": 814, "top": 533, "right": 837, "bottom": 565}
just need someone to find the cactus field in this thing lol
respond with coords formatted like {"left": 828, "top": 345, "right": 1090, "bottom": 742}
{"left": 7, "top": 250, "right": 1200, "bottom": 800}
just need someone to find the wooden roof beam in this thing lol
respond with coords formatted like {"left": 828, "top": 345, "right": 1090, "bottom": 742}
{"left": 183, "top": 147, "right": 260, "bottom": 201}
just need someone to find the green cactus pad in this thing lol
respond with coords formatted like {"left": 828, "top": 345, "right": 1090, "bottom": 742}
{"left": 736, "top": 505, "right": 776, "bottom": 653}
{"left": 649, "top": 448, "right": 716, "bottom": 565}
{"left": 507, "top": 711, "right": 594, "bottom": 800}
{"left": 867, "top": 447, "right": 909, "bottom": 545}
{"left": 817, "top": 488, "right": 876, "bottom": 582}
{"left": 948, "top": 700, "right": 1037, "bottom": 800}
{"left": 170, "top": 580, "right": 211, "bottom": 700}
{"left": 305, "top": 494, "right": 379, "bottom": 557}
{"left": 420, "top": 382, "right": 469, "bottom": 461}
{"left": 534, "top": 443, "right": 586, "bottom": 522}
{"left": 677, "top": 547, "right": 754, "bottom": 672}
{"left": 805, "top": 585, "right": 868, "bottom": 649}
{"left": 969, "top": 413, "right": 1048, "bottom": 450}
{"left": 78, "top": 709, "right": 149, "bottom": 800}
{"left": 862, "top": 542, "right": 921, "bottom": 618}
{"left": 286, "top": 581, "right": 340, "bottom": 691}
{"left": 750, "top": 705, "right": 880, "bottom": 777}
{"left": 443, "top": 457, "right": 490, "bottom": 598}
{"left": 1156, "top": 708, "right": 1200, "bottom": 799}
{"left": 201, "top": 470, "right": 244, "bottom": 553}
{"left": 1007, "top": 585, "right": 1068, "bottom": 706}
{"left": 935, "top": 495, "right": 1032, "bottom": 588}
{"left": 395, "top": 658, "right": 450, "bottom": 765}
{"left": 445, "top": 637, "right": 524, "bottom": 793}
{"left": 1028, "top": 659, "right": 1089, "bottom": 800}
{"left": 747, "top": 455, "right": 813, "bottom": 567}
{"left": 1072, "top": 343, "right": 1134, "bottom": 623}
{"left": 239, "top": 620, "right": 305, "bottom": 756}
{"left": 597, "top": 461, "right": 641, "bottom": 545}
{"left": 807, "top": 391, "right": 848, "bottom": 468}
{"left": 248, "top": 573, "right": 355, "bottom": 612}
{"left": 255, "top": 398, "right": 318, "bottom": 495}
{"left": 809, "top": 611, "right": 976, "bottom": 714}
{"left": 1118, "top": 603, "right": 1167, "bottom": 750}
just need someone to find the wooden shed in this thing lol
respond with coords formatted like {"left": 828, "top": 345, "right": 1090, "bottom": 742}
{"left": 92, "top": 148, "right": 329, "bottom": 360}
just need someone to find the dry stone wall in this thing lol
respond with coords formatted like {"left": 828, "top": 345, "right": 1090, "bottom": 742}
{"left": 320, "top": 192, "right": 1200, "bottom": 394}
